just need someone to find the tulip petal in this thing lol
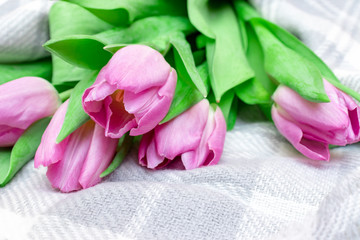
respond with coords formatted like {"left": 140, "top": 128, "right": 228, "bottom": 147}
{"left": 0, "top": 126, "right": 24, "bottom": 147}
{"left": 181, "top": 108, "right": 214, "bottom": 169}
{"left": 46, "top": 121, "right": 95, "bottom": 192}
{"left": 34, "top": 101, "right": 70, "bottom": 168}
{"left": 79, "top": 124, "right": 118, "bottom": 189}
{"left": 273, "top": 85, "right": 349, "bottom": 132}
{"left": 145, "top": 137, "right": 166, "bottom": 169}
{"left": 181, "top": 106, "right": 226, "bottom": 169}
{"left": 205, "top": 106, "right": 227, "bottom": 166}
{"left": 105, "top": 45, "right": 171, "bottom": 93}
{"left": 341, "top": 91, "right": 360, "bottom": 142}
{"left": 0, "top": 77, "right": 60, "bottom": 130}
{"left": 138, "top": 132, "right": 153, "bottom": 167}
{"left": 104, "top": 91, "right": 137, "bottom": 138}
{"left": 346, "top": 108, "right": 360, "bottom": 143}
{"left": 82, "top": 79, "right": 137, "bottom": 138}
{"left": 126, "top": 69, "right": 177, "bottom": 136}
{"left": 155, "top": 100, "right": 209, "bottom": 160}
{"left": 82, "top": 79, "right": 118, "bottom": 128}
{"left": 139, "top": 130, "right": 166, "bottom": 169}
{"left": 272, "top": 106, "right": 329, "bottom": 161}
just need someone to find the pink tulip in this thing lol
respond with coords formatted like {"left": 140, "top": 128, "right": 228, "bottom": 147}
{"left": 139, "top": 99, "right": 226, "bottom": 170}
{"left": 34, "top": 101, "right": 118, "bottom": 192}
{"left": 272, "top": 79, "right": 360, "bottom": 161}
{"left": 82, "top": 45, "right": 177, "bottom": 139}
{"left": 0, "top": 77, "right": 60, "bottom": 147}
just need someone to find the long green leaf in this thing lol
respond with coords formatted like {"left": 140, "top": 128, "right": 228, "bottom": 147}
{"left": 233, "top": 0, "right": 261, "bottom": 21}
{"left": 236, "top": 23, "right": 276, "bottom": 104}
{"left": 218, "top": 91, "right": 238, "bottom": 131}
{"left": 64, "top": 0, "right": 187, "bottom": 26}
{"left": 44, "top": 36, "right": 113, "bottom": 70}
{"left": 170, "top": 32, "right": 208, "bottom": 97}
{"left": 253, "top": 23, "right": 329, "bottom": 102}
{"left": 49, "top": 1, "right": 113, "bottom": 84}
{"left": 188, "top": 0, "right": 254, "bottom": 101}
{"left": 0, "top": 117, "right": 51, "bottom": 187}
{"left": 236, "top": 79, "right": 271, "bottom": 105}
{"left": 45, "top": 16, "right": 194, "bottom": 70}
{"left": 0, "top": 149, "right": 12, "bottom": 186}
{"left": 251, "top": 18, "right": 360, "bottom": 102}
{"left": 0, "top": 59, "right": 52, "bottom": 85}
{"left": 56, "top": 71, "right": 97, "bottom": 143}
{"left": 160, "top": 63, "right": 206, "bottom": 124}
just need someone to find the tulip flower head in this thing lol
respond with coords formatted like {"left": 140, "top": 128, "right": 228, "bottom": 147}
{"left": 0, "top": 77, "right": 60, "bottom": 147}
{"left": 271, "top": 79, "right": 360, "bottom": 161}
{"left": 34, "top": 101, "right": 118, "bottom": 192}
{"left": 82, "top": 45, "right": 177, "bottom": 139}
{"left": 139, "top": 99, "right": 226, "bottom": 170}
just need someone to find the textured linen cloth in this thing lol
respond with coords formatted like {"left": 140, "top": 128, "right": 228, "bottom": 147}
{"left": 0, "top": 0, "right": 360, "bottom": 239}
{"left": 0, "top": 0, "right": 53, "bottom": 63}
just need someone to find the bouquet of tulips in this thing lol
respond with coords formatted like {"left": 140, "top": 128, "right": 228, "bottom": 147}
{"left": 1, "top": 0, "right": 359, "bottom": 192}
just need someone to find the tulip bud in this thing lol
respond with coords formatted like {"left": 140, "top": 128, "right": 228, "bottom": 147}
{"left": 0, "top": 77, "right": 61, "bottom": 147}
{"left": 139, "top": 99, "right": 226, "bottom": 170}
{"left": 82, "top": 45, "right": 177, "bottom": 139}
{"left": 272, "top": 79, "right": 360, "bottom": 161}
{"left": 34, "top": 101, "right": 118, "bottom": 192}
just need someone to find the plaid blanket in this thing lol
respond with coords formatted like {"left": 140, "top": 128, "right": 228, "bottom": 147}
{"left": 0, "top": 0, "right": 359, "bottom": 239}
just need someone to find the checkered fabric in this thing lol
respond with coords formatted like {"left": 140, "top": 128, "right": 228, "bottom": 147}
{"left": 0, "top": 0, "right": 359, "bottom": 239}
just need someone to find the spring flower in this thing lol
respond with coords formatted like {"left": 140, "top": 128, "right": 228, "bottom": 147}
{"left": 34, "top": 101, "right": 118, "bottom": 192}
{"left": 139, "top": 99, "right": 226, "bottom": 170}
{"left": 0, "top": 77, "right": 60, "bottom": 147}
{"left": 82, "top": 44, "right": 177, "bottom": 139}
{"left": 272, "top": 79, "right": 360, "bottom": 161}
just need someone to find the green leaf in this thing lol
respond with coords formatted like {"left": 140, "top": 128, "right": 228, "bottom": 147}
{"left": 251, "top": 18, "right": 360, "bottom": 102}
{"left": 160, "top": 58, "right": 209, "bottom": 124}
{"left": 56, "top": 71, "right": 97, "bottom": 143}
{"left": 233, "top": 0, "right": 261, "bottom": 21}
{"left": 246, "top": 23, "right": 277, "bottom": 94}
{"left": 252, "top": 23, "right": 329, "bottom": 102}
{"left": 64, "top": 0, "right": 187, "bottom": 26}
{"left": 197, "top": 62, "right": 211, "bottom": 92}
{"left": 100, "top": 134, "right": 133, "bottom": 178}
{"left": 160, "top": 70, "right": 205, "bottom": 124}
{"left": 0, "top": 149, "right": 12, "bottom": 185}
{"left": 193, "top": 50, "right": 206, "bottom": 65}
{"left": 218, "top": 91, "right": 238, "bottom": 131}
{"left": 195, "top": 34, "right": 207, "bottom": 49}
{"left": 233, "top": 0, "right": 249, "bottom": 50}
{"left": 49, "top": 1, "right": 113, "bottom": 84}
{"left": 170, "top": 32, "right": 208, "bottom": 97}
{"left": 44, "top": 36, "right": 113, "bottom": 69}
{"left": 45, "top": 16, "right": 194, "bottom": 70}
{"left": 97, "top": 16, "right": 194, "bottom": 45}
{"left": 259, "top": 103, "right": 273, "bottom": 121}
{"left": 188, "top": 0, "right": 254, "bottom": 101}
{"left": 53, "top": 81, "right": 78, "bottom": 93}
{"left": 52, "top": 57, "right": 95, "bottom": 85}
{"left": 0, "top": 58, "right": 52, "bottom": 85}
{"left": 0, "top": 117, "right": 51, "bottom": 187}
{"left": 236, "top": 23, "right": 276, "bottom": 104}
{"left": 49, "top": 1, "right": 113, "bottom": 39}
{"left": 236, "top": 79, "right": 271, "bottom": 104}
{"left": 252, "top": 18, "right": 337, "bottom": 83}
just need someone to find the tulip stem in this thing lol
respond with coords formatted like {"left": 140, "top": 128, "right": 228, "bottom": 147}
{"left": 59, "top": 89, "right": 73, "bottom": 102}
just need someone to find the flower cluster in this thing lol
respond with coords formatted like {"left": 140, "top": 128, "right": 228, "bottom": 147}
{"left": 1, "top": 0, "right": 360, "bottom": 192}
{"left": 33, "top": 45, "right": 226, "bottom": 192}
{"left": 272, "top": 79, "right": 360, "bottom": 161}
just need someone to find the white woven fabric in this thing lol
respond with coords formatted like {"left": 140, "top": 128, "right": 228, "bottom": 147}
{"left": 0, "top": 0, "right": 53, "bottom": 63}
{"left": 1, "top": 0, "right": 360, "bottom": 239}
